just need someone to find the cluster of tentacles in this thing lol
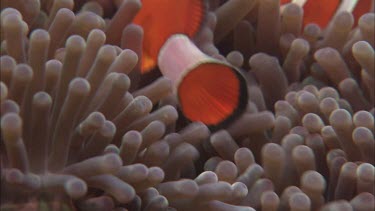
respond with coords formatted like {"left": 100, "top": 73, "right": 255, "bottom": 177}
{"left": 0, "top": 0, "right": 374, "bottom": 210}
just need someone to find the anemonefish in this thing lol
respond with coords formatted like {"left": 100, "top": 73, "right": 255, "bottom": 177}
{"left": 281, "top": 0, "right": 374, "bottom": 28}
{"left": 158, "top": 34, "right": 248, "bottom": 130}
{"left": 132, "top": 0, "right": 373, "bottom": 73}
{"left": 131, "top": 0, "right": 373, "bottom": 129}
{"left": 132, "top": 0, "right": 248, "bottom": 129}
{"left": 133, "top": 0, "right": 206, "bottom": 73}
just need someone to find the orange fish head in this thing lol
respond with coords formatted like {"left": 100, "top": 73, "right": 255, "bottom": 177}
{"left": 133, "top": 0, "right": 207, "bottom": 73}
{"left": 177, "top": 63, "right": 249, "bottom": 130}
{"left": 158, "top": 35, "right": 248, "bottom": 130}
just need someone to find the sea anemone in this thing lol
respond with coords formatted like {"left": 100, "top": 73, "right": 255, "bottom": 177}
{"left": 1, "top": 0, "right": 374, "bottom": 210}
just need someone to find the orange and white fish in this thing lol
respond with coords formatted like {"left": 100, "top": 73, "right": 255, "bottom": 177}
{"left": 158, "top": 34, "right": 248, "bottom": 130}
{"left": 281, "top": 0, "right": 374, "bottom": 28}
{"left": 133, "top": 0, "right": 206, "bottom": 73}
{"left": 133, "top": 0, "right": 248, "bottom": 129}
{"left": 130, "top": 0, "right": 374, "bottom": 129}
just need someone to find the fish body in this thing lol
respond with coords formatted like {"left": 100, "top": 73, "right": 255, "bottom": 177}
{"left": 157, "top": 35, "right": 248, "bottom": 130}
{"left": 132, "top": 1, "right": 248, "bottom": 129}
{"left": 132, "top": 0, "right": 372, "bottom": 129}
{"left": 133, "top": 0, "right": 206, "bottom": 73}
{"left": 281, "top": 0, "right": 374, "bottom": 28}
{"left": 132, "top": 0, "right": 248, "bottom": 129}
